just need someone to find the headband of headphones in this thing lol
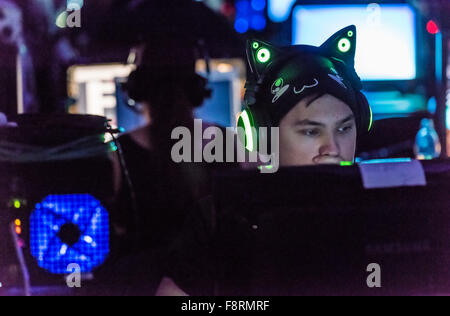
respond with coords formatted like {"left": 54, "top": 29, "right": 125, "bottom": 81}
{"left": 125, "top": 41, "right": 211, "bottom": 106}
{"left": 238, "top": 25, "right": 373, "bottom": 152}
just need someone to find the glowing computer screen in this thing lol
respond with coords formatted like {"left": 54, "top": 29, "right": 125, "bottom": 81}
{"left": 292, "top": 4, "right": 417, "bottom": 81}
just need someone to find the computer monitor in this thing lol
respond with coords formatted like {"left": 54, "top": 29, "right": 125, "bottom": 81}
{"left": 211, "top": 160, "right": 450, "bottom": 295}
{"left": 195, "top": 59, "right": 245, "bottom": 128}
{"left": 292, "top": 4, "right": 417, "bottom": 81}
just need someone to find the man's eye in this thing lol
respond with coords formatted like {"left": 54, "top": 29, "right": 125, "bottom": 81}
{"left": 300, "top": 129, "right": 320, "bottom": 137}
{"left": 338, "top": 125, "right": 353, "bottom": 133}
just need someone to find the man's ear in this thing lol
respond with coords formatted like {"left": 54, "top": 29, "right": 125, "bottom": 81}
{"left": 320, "top": 25, "right": 357, "bottom": 68}
{"left": 246, "top": 40, "right": 282, "bottom": 81}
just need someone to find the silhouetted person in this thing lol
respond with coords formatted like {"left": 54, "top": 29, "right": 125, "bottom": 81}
{"left": 102, "top": 37, "right": 236, "bottom": 295}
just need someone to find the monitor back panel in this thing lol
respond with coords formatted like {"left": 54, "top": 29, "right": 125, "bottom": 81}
{"left": 212, "top": 163, "right": 450, "bottom": 295}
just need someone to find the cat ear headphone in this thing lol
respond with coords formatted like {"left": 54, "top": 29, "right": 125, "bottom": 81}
{"left": 236, "top": 40, "right": 281, "bottom": 153}
{"left": 237, "top": 25, "right": 373, "bottom": 154}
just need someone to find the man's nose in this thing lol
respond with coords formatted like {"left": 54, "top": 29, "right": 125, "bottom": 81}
{"left": 319, "top": 134, "right": 340, "bottom": 157}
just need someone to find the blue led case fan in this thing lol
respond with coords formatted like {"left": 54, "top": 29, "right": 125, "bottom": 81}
{"left": 29, "top": 194, "right": 109, "bottom": 274}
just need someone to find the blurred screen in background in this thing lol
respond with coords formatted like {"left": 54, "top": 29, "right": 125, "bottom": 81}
{"left": 292, "top": 4, "right": 417, "bottom": 81}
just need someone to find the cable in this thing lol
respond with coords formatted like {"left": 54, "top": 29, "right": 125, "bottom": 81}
{"left": 0, "top": 134, "right": 113, "bottom": 162}
{"left": 9, "top": 222, "right": 31, "bottom": 297}
{"left": 106, "top": 125, "right": 141, "bottom": 253}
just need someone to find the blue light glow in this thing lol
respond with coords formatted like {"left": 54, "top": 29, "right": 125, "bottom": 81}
{"left": 268, "top": 0, "right": 296, "bottom": 23}
{"left": 251, "top": 0, "right": 266, "bottom": 12}
{"left": 236, "top": 0, "right": 267, "bottom": 33}
{"left": 436, "top": 32, "right": 443, "bottom": 83}
{"left": 235, "top": 18, "right": 249, "bottom": 34}
{"left": 236, "top": 0, "right": 251, "bottom": 15}
{"left": 427, "top": 97, "right": 437, "bottom": 115}
{"left": 292, "top": 4, "right": 417, "bottom": 81}
{"left": 251, "top": 14, "right": 267, "bottom": 31}
{"left": 359, "top": 158, "right": 412, "bottom": 164}
{"left": 30, "top": 194, "right": 109, "bottom": 274}
{"left": 446, "top": 92, "right": 450, "bottom": 129}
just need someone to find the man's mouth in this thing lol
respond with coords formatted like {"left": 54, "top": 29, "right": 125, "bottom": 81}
{"left": 313, "top": 156, "right": 343, "bottom": 165}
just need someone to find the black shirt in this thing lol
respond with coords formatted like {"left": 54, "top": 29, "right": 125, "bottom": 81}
{"left": 106, "top": 126, "right": 238, "bottom": 295}
{"left": 100, "top": 132, "right": 210, "bottom": 295}
{"left": 165, "top": 196, "right": 217, "bottom": 296}
{"left": 114, "top": 132, "right": 208, "bottom": 253}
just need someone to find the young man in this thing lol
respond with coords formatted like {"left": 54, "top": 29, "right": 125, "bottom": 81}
{"left": 156, "top": 25, "right": 373, "bottom": 296}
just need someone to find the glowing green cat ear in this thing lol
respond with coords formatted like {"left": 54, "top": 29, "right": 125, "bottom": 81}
{"left": 246, "top": 40, "right": 281, "bottom": 81}
{"left": 320, "top": 25, "right": 357, "bottom": 67}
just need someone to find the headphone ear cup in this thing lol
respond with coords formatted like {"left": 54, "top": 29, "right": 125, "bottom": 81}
{"left": 237, "top": 106, "right": 258, "bottom": 153}
{"left": 237, "top": 103, "right": 273, "bottom": 154}
{"left": 126, "top": 69, "right": 147, "bottom": 102}
{"left": 184, "top": 74, "right": 212, "bottom": 108}
{"left": 356, "top": 92, "right": 373, "bottom": 134}
{"left": 253, "top": 105, "right": 273, "bottom": 154}
{"left": 241, "top": 77, "right": 274, "bottom": 154}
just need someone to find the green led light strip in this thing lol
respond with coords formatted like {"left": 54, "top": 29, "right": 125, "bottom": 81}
{"left": 368, "top": 106, "right": 373, "bottom": 131}
{"left": 240, "top": 110, "right": 255, "bottom": 152}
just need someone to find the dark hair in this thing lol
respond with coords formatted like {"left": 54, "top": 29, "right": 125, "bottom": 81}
{"left": 127, "top": 67, "right": 211, "bottom": 108}
{"left": 126, "top": 36, "right": 212, "bottom": 110}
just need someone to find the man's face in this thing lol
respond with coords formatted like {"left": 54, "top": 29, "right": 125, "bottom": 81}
{"left": 278, "top": 94, "right": 357, "bottom": 166}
